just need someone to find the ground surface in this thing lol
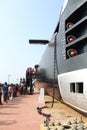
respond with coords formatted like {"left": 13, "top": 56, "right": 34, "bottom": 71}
{"left": 0, "top": 88, "right": 87, "bottom": 130}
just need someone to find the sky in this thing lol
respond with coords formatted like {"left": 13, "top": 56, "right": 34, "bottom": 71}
{"left": 0, "top": 0, "right": 64, "bottom": 84}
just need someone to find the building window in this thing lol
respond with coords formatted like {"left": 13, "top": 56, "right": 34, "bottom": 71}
{"left": 70, "top": 82, "right": 83, "bottom": 93}
{"left": 76, "top": 82, "right": 83, "bottom": 93}
{"left": 70, "top": 83, "right": 75, "bottom": 92}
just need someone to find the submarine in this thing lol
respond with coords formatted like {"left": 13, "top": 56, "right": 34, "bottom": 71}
{"left": 29, "top": 0, "right": 87, "bottom": 115}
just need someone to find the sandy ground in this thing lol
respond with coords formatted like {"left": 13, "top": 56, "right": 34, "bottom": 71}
{"left": 44, "top": 95, "right": 87, "bottom": 126}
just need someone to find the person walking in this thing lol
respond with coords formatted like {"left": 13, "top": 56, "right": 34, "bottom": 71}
{"left": 0, "top": 83, "right": 3, "bottom": 105}
{"left": 8, "top": 84, "right": 13, "bottom": 100}
{"left": 26, "top": 67, "right": 34, "bottom": 95}
{"left": 3, "top": 82, "right": 8, "bottom": 103}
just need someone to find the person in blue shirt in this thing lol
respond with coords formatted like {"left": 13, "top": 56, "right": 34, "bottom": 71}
{"left": 3, "top": 82, "right": 8, "bottom": 103}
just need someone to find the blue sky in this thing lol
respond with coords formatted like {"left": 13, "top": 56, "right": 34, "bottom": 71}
{"left": 0, "top": 0, "right": 64, "bottom": 84}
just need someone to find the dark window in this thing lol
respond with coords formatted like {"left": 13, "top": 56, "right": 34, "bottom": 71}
{"left": 76, "top": 82, "right": 83, "bottom": 93}
{"left": 70, "top": 83, "right": 75, "bottom": 92}
{"left": 70, "top": 82, "right": 83, "bottom": 93}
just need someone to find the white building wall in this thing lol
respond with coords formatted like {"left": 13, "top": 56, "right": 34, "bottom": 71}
{"left": 58, "top": 68, "right": 87, "bottom": 113}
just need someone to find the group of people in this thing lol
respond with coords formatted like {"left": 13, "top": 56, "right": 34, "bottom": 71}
{"left": 0, "top": 65, "right": 40, "bottom": 105}
{"left": 26, "top": 65, "right": 39, "bottom": 95}
{"left": 0, "top": 82, "right": 26, "bottom": 105}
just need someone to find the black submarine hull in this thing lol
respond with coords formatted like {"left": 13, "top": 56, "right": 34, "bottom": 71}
{"left": 30, "top": 0, "right": 87, "bottom": 115}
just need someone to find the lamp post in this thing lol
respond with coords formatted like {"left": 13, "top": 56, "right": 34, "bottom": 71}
{"left": 8, "top": 74, "right": 11, "bottom": 85}
{"left": 17, "top": 79, "right": 19, "bottom": 84}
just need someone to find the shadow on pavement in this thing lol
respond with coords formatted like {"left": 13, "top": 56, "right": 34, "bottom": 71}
{"left": 0, "top": 120, "right": 17, "bottom": 125}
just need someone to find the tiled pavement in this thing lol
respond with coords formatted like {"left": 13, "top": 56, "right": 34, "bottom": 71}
{"left": 0, "top": 88, "right": 45, "bottom": 130}
{"left": 0, "top": 88, "right": 87, "bottom": 130}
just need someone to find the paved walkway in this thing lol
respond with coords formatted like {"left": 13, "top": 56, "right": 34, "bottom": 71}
{"left": 0, "top": 88, "right": 44, "bottom": 130}
{"left": 0, "top": 88, "right": 87, "bottom": 130}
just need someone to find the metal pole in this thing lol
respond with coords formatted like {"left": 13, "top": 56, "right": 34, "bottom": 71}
{"left": 8, "top": 74, "right": 11, "bottom": 85}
